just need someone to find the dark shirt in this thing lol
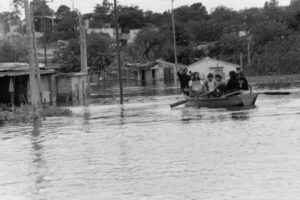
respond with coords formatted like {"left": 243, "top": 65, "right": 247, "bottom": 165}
{"left": 177, "top": 72, "right": 191, "bottom": 90}
{"left": 239, "top": 77, "right": 249, "bottom": 90}
{"left": 225, "top": 77, "right": 240, "bottom": 93}
{"left": 214, "top": 82, "right": 226, "bottom": 97}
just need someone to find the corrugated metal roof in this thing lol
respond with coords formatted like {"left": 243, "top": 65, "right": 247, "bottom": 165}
{"left": 0, "top": 63, "right": 45, "bottom": 72}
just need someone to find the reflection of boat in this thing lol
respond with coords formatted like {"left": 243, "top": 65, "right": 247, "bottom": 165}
{"left": 185, "top": 92, "right": 258, "bottom": 108}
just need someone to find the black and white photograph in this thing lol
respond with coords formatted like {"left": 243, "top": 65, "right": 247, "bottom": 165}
{"left": 0, "top": 0, "right": 299, "bottom": 199}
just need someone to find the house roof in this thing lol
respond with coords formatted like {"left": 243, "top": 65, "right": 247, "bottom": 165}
{"left": 188, "top": 57, "right": 240, "bottom": 69}
{"left": 0, "top": 62, "right": 54, "bottom": 77}
{"left": 131, "top": 59, "right": 187, "bottom": 70}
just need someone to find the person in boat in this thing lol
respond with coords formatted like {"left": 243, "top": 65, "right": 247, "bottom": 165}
{"left": 189, "top": 72, "right": 205, "bottom": 96}
{"left": 204, "top": 73, "right": 217, "bottom": 93}
{"left": 224, "top": 71, "right": 240, "bottom": 94}
{"left": 213, "top": 74, "right": 226, "bottom": 97}
{"left": 177, "top": 67, "right": 191, "bottom": 95}
{"left": 237, "top": 71, "right": 249, "bottom": 91}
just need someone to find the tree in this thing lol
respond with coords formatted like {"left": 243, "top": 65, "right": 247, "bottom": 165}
{"left": 53, "top": 33, "right": 114, "bottom": 73}
{"left": 89, "top": 0, "right": 112, "bottom": 28}
{"left": 251, "top": 20, "right": 291, "bottom": 46}
{"left": 118, "top": 6, "right": 145, "bottom": 31}
{"left": 56, "top": 5, "right": 71, "bottom": 19}
{"left": 31, "top": 0, "right": 53, "bottom": 17}
{"left": 56, "top": 11, "right": 79, "bottom": 39}
{"left": 174, "top": 3, "right": 208, "bottom": 23}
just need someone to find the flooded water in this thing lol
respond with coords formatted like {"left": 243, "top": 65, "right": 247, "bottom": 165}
{"left": 1, "top": 83, "right": 300, "bottom": 200}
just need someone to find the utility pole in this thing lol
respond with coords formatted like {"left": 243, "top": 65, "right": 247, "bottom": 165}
{"left": 31, "top": 6, "right": 42, "bottom": 105}
{"left": 8, "top": 14, "right": 14, "bottom": 61}
{"left": 42, "top": 5, "right": 47, "bottom": 66}
{"left": 78, "top": 13, "right": 87, "bottom": 74}
{"left": 113, "top": 0, "right": 124, "bottom": 104}
{"left": 247, "top": 39, "right": 251, "bottom": 68}
{"left": 24, "top": 0, "right": 40, "bottom": 117}
{"left": 71, "top": 0, "right": 74, "bottom": 10}
{"left": 240, "top": 52, "right": 244, "bottom": 71}
{"left": 41, "top": 0, "right": 54, "bottom": 66}
{"left": 171, "top": 0, "right": 178, "bottom": 85}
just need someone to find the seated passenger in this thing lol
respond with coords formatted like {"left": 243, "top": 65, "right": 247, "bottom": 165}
{"left": 177, "top": 67, "right": 191, "bottom": 95}
{"left": 204, "top": 73, "right": 217, "bottom": 92}
{"left": 213, "top": 74, "right": 226, "bottom": 97}
{"left": 189, "top": 72, "right": 205, "bottom": 96}
{"left": 224, "top": 71, "right": 240, "bottom": 94}
{"left": 237, "top": 72, "right": 249, "bottom": 91}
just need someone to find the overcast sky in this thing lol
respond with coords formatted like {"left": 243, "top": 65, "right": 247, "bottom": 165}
{"left": 0, "top": 0, "right": 291, "bottom": 13}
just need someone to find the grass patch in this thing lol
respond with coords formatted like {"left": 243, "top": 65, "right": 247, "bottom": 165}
{"left": 0, "top": 104, "right": 72, "bottom": 125}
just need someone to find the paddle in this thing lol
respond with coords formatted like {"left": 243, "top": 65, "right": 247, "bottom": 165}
{"left": 258, "top": 91, "right": 290, "bottom": 95}
{"left": 170, "top": 91, "right": 212, "bottom": 108}
{"left": 222, "top": 90, "right": 242, "bottom": 98}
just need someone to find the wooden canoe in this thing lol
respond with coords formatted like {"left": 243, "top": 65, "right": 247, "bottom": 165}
{"left": 185, "top": 92, "right": 258, "bottom": 108}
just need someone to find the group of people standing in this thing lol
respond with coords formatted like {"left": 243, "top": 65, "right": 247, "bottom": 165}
{"left": 177, "top": 67, "right": 249, "bottom": 97}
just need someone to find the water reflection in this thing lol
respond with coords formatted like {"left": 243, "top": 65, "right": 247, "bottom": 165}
{"left": 31, "top": 119, "right": 47, "bottom": 198}
{"left": 230, "top": 111, "right": 251, "bottom": 121}
{"left": 1, "top": 87, "right": 300, "bottom": 200}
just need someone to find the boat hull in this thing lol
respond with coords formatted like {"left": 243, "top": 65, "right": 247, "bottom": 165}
{"left": 185, "top": 93, "right": 258, "bottom": 108}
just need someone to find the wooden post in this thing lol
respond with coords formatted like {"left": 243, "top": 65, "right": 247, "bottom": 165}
{"left": 78, "top": 12, "right": 88, "bottom": 106}
{"left": 113, "top": 0, "right": 124, "bottom": 104}
{"left": 24, "top": 0, "right": 40, "bottom": 117}
{"left": 247, "top": 40, "right": 251, "bottom": 68}
{"left": 50, "top": 74, "right": 56, "bottom": 106}
{"left": 79, "top": 13, "right": 88, "bottom": 74}
{"left": 31, "top": 6, "right": 42, "bottom": 106}
{"left": 240, "top": 52, "right": 243, "bottom": 71}
{"left": 171, "top": 0, "right": 178, "bottom": 86}
{"left": 42, "top": 6, "right": 47, "bottom": 66}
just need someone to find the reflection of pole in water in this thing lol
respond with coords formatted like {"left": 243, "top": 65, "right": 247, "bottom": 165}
{"left": 118, "top": 106, "right": 125, "bottom": 125}
{"left": 33, "top": 118, "right": 41, "bottom": 137}
{"left": 31, "top": 118, "right": 47, "bottom": 197}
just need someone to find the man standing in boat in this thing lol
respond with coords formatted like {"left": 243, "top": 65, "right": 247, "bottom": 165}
{"left": 177, "top": 67, "right": 191, "bottom": 95}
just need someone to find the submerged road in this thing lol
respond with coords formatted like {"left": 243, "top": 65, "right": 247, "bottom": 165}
{"left": 1, "top": 87, "right": 300, "bottom": 200}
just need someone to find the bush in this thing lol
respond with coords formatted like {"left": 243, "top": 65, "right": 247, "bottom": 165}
{"left": 0, "top": 104, "right": 72, "bottom": 125}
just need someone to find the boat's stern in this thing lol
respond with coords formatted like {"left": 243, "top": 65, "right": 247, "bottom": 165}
{"left": 237, "top": 93, "right": 258, "bottom": 106}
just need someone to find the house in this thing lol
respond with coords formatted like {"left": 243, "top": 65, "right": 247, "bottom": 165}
{"left": 86, "top": 22, "right": 141, "bottom": 45}
{"left": 188, "top": 57, "right": 240, "bottom": 80}
{"left": 56, "top": 72, "right": 88, "bottom": 105}
{"left": 0, "top": 62, "right": 56, "bottom": 105}
{"left": 87, "top": 27, "right": 120, "bottom": 39}
{"left": 133, "top": 60, "right": 186, "bottom": 83}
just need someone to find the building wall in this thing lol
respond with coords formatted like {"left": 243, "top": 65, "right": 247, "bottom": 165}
{"left": 56, "top": 74, "right": 88, "bottom": 105}
{"left": 188, "top": 59, "right": 237, "bottom": 80}
{"left": 128, "top": 29, "right": 141, "bottom": 44}
{"left": 87, "top": 28, "right": 121, "bottom": 39}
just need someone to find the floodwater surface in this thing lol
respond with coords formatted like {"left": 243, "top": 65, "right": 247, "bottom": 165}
{"left": 1, "top": 86, "right": 300, "bottom": 200}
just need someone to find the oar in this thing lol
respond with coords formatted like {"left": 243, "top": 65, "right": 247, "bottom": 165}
{"left": 223, "top": 90, "right": 242, "bottom": 98}
{"left": 258, "top": 91, "right": 291, "bottom": 95}
{"left": 170, "top": 91, "right": 212, "bottom": 108}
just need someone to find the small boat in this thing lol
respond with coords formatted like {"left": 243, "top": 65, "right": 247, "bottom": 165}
{"left": 184, "top": 92, "right": 258, "bottom": 108}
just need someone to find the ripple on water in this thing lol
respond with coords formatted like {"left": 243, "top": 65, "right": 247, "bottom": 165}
{"left": 0, "top": 90, "right": 300, "bottom": 200}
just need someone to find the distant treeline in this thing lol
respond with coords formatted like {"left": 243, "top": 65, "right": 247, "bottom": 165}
{"left": 3, "top": 0, "right": 300, "bottom": 75}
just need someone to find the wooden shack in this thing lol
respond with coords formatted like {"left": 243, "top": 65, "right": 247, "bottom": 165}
{"left": 56, "top": 73, "right": 88, "bottom": 105}
{"left": 0, "top": 62, "right": 56, "bottom": 105}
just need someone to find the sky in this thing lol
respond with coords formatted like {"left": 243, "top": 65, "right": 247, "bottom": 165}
{"left": 0, "top": 0, "right": 292, "bottom": 13}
